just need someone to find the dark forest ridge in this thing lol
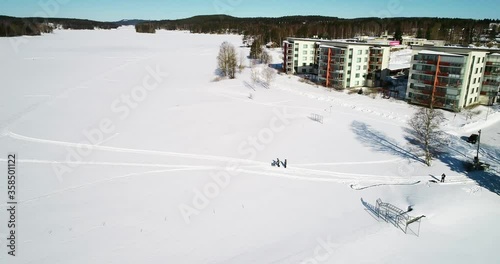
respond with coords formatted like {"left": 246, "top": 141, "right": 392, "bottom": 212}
{"left": 1, "top": 14, "right": 499, "bottom": 46}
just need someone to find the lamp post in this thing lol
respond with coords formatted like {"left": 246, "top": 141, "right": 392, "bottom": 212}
{"left": 475, "top": 129, "right": 481, "bottom": 165}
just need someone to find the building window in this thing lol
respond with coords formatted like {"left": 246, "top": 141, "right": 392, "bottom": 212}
{"left": 356, "top": 65, "right": 361, "bottom": 70}
{"left": 473, "top": 78, "right": 476, "bottom": 84}
{"left": 469, "top": 98, "right": 472, "bottom": 104}
{"left": 303, "top": 63, "right": 307, "bottom": 66}
{"left": 356, "top": 73, "right": 360, "bottom": 78}
{"left": 364, "top": 58, "right": 368, "bottom": 62}
{"left": 475, "top": 68, "right": 478, "bottom": 74}
{"left": 357, "top": 50, "right": 362, "bottom": 55}
{"left": 303, "top": 51, "right": 307, "bottom": 55}
{"left": 355, "top": 81, "right": 359, "bottom": 85}
{"left": 304, "top": 44, "right": 308, "bottom": 49}
{"left": 357, "top": 58, "right": 361, "bottom": 63}
{"left": 310, "top": 51, "right": 314, "bottom": 55}
{"left": 482, "top": 57, "right": 485, "bottom": 63}
{"left": 365, "top": 50, "right": 369, "bottom": 54}
{"left": 363, "top": 65, "right": 367, "bottom": 70}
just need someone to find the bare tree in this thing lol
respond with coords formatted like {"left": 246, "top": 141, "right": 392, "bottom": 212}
{"left": 408, "top": 107, "right": 445, "bottom": 166}
{"left": 263, "top": 67, "right": 276, "bottom": 88}
{"left": 238, "top": 51, "right": 246, "bottom": 72}
{"left": 217, "top": 41, "right": 237, "bottom": 79}
{"left": 260, "top": 49, "right": 271, "bottom": 64}
{"left": 250, "top": 66, "right": 260, "bottom": 85}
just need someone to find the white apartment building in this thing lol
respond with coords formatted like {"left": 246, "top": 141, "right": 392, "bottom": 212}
{"left": 283, "top": 38, "right": 319, "bottom": 75}
{"left": 402, "top": 37, "right": 446, "bottom": 47}
{"left": 283, "top": 38, "right": 391, "bottom": 88}
{"left": 407, "top": 46, "right": 500, "bottom": 111}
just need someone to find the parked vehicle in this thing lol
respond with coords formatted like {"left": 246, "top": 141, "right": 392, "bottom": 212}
{"left": 467, "top": 134, "right": 479, "bottom": 144}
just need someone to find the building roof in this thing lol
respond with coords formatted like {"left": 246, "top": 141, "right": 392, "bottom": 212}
{"left": 411, "top": 45, "right": 500, "bottom": 54}
{"left": 286, "top": 37, "right": 391, "bottom": 47}
{"left": 419, "top": 50, "right": 465, "bottom": 57}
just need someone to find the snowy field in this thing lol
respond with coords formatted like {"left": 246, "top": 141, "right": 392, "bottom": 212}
{"left": 0, "top": 27, "right": 500, "bottom": 264}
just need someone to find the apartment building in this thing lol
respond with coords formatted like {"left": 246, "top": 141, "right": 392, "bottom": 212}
{"left": 401, "top": 37, "right": 446, "bottom": 47}
{"left": 482, "top": 54, "right": 500, "bottom": 105}
{"left": 407, "top": 46, "right": 500, "bottom": 111}
{"left": 317, "top": 42, "right": 391, "bottom": 88}
{"left": 283, "top": 38, "right": 391, "bottom": 88}
{"left": 283, "top": 38, "right": 319, "bottom": 75}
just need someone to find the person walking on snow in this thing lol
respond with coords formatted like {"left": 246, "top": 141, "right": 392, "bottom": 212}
{"left": 441, "top": 173, "right": 446, "bottom": 183}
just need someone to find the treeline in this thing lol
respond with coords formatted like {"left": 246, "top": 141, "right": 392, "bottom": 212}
{"left": 0, "top": 16, "right": 119, "bottom": 37}
{"left": 136, "top": 15, "right": 499, "bottom": 45}
{"left": 135, "top": 23, "right": 156, "bottom": 34}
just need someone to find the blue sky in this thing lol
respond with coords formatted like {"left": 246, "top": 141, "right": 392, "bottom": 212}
{"left": 1, "top": 0, "right": 498, "bottom": 21}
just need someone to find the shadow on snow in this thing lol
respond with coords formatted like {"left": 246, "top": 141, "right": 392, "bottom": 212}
{"left": 350, "top": 121, "right": 424, "bottom": 164}
{"left": 351, "top": 120, "right": 500, "bottom": 195}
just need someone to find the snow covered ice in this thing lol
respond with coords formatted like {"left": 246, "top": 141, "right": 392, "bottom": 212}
{"left": 0, "top": 27, "right": 499, "bottom": 264}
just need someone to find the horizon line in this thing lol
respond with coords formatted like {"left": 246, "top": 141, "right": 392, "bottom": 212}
{"left": 1, "top": 14, "right": 499, "bottom": 23}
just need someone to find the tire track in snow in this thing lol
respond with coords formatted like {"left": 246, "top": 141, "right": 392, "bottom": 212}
{"left": 7, "top": 131, "right": 412, "bottom": 180}
{"left": 275, "top": 85, "right": 408, "bottom": 124}
{"left": 0, "top": 158, "right": 218, "bottom": 170}
{"left": 6, "top": 131, "right": 265, "bottom": 166}
{"left": 294, "top": 158, "right": 403, "bottom": 166}
{"left": 8, "top": 167, "right": 214, "bottom": 205}
{"left": 5, "top": 132, "right": 425, "bottom": 194}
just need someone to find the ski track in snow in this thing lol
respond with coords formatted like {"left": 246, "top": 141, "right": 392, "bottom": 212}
{"left": 15, "top": 168, "right": 211, "bottom": 205}
{"left": 350, "top": 181, "right": 421, "bottom": 190}
{"left": 0, "top": 130, "right": 440, "bottom": 204}
{"left": 274, "top": 85, "right": 408, "bottom": 124}
{"left": 210, "top": 82, "right": 407, "bottom": 128}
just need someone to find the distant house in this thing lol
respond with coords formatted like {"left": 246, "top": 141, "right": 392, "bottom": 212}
{"left": 266, "top": 42, "right": 278, "bottom": 48}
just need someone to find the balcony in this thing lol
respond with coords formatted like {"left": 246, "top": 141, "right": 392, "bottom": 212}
{"left": 414, "top": 60, "right": 438, "bottom": 65}
{"left": 483, "top": 80, "right": 499, "bottom": 85}
{"left": 437, "top": 72, "right": 449, "bottom": 77}
{"left": 434, "top": 91, "right": 446, "bottom": 97}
